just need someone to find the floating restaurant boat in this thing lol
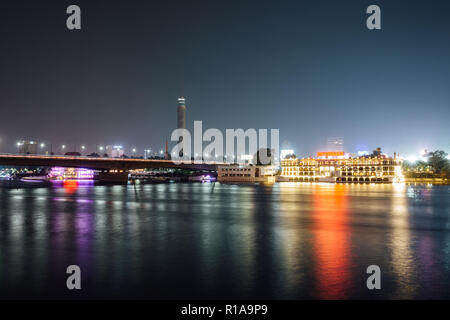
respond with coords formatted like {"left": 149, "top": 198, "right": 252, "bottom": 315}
{"left": 48, "top": 167, "right": 95, "bottom": 181}
{"left": 280, "top": 151, "right": 403, "bottom": 183}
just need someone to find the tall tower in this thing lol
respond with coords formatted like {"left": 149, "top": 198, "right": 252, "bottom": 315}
{"left": 177, "top": 97, "right": 186, "bottom": 157}
{"left": 164, "top": 140, "right": 169, "bottom": 160}
{"left": 177, "top": 97, "right": 186, "bottom": 130}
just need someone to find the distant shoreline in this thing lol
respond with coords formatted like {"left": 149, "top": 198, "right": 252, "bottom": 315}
{"left": 405, "top": 178, "right": 450, "bottom": 185}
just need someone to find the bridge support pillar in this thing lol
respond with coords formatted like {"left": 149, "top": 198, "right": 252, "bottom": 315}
{"left": 97, "top": 170, "right": 129, "bottom": 183}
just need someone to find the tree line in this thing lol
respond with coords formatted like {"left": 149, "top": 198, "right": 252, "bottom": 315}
{"left": 403, "top": 150, "right": 450, "bottom": 179}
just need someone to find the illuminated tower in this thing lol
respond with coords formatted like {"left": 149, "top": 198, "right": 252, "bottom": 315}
{"left": 176, "top": 97, "right": 186, "bottom": 157}
{"left": 177, "top": 97, "right": 186, "bottom": 130}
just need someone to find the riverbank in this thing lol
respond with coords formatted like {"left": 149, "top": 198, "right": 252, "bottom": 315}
{"left": 405, "top": 178, "right": 450, "bottom": 185}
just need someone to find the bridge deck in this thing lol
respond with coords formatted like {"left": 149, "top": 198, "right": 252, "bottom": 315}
{"left": 0, "top": 154, "right": 223, "bottom": 171}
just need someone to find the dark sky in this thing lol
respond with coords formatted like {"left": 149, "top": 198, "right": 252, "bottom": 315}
{"left": 0, "top": 0, "right": 449, "bottom": 157}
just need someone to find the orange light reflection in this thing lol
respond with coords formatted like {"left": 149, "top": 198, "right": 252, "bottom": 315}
{"left": 63, "top": 180, "right": 79, "bottom": 194}
{"left": 312, "top": 184, "right": 351, "bottom": 299}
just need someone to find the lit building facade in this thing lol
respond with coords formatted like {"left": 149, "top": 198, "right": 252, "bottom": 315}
{"left": 48, "top": 167, "right": 94, "bottom": 180}
{"left": 218, "top": 165, "right": 277, "bottom": 183}
{"left": 280, "top": 152, "right": 403, "bottom": 183}
{"left": 17, "top": 140, "right": 37, "bottom": 154}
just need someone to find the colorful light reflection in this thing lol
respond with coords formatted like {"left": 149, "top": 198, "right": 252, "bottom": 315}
{"left": 312, "top": 184, "right": 351, "bottom": 299}
{"left": 49, "top": 167, "right": 94, "bottom": 180}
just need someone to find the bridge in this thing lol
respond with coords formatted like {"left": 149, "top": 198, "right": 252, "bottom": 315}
{"left": 0, "top": 154, "right": 223, "bottom": 182}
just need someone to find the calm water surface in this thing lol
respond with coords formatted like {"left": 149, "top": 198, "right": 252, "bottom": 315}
{"left": 0, "top": 182, "right": 450, "bottom": 299}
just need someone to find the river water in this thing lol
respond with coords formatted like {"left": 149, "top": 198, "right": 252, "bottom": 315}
{"left": 0, "top": 181, "right": 449, "bottom": 299}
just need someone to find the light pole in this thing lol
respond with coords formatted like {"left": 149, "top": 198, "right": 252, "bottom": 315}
{"left": 81, "top": 145, "right": 85, "bottom": 155}
{"left": 61, "top": 145, "right": 66, "bottom": 155}
{"left": 40, "top": 143, "right": 45, "bottom": 155}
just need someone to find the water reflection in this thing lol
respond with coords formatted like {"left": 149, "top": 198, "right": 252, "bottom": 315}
{"left": 0, "top": 182, "right": 450, "bottom": 299}
{"left": 389, "top": 183, "right": 417, "bottom": 298}
{"left": 311, "top": 184, "right": 351, "bottom": 299}
{"left": 277, "top": 183, "right": 310, "bottom": 298}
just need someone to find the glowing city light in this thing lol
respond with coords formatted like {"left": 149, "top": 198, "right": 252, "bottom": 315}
{"left": 280, "top": 149, "right": 295, "bottom": 159}
{"left": 49, "top": 167, "right": 94, "bottom": 180}
{"left": 406, "top": 155, "right": 417, "bottom": 163}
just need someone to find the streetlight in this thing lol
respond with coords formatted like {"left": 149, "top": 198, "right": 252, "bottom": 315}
{"left": 62, "top": 145, "right": 66, "bottom": 153}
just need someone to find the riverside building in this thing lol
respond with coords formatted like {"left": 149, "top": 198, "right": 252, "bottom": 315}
{"left": 280, "top": 151, "right": 403, "bottom": 183}
{"left": 218, "top": 165, "right": 277, "bottom": 183}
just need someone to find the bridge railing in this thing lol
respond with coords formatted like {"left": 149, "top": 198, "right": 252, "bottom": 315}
{"left": 0, "top": 153, "right": 228, "bottom": 165}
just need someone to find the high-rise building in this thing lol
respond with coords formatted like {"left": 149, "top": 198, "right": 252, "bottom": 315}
{"left": 327, "top": 136, "right": 344, "bottom": 152}
{"left": 164, "top": 140, "right": 169, "bottom": 160}
{"left": 105, "top": 145, "right": 124, "bottom": 158}
{"left": 111, "top": 146, "right": 124, "bottom": 158}
{"left": 177, "top": 97, "right": 186, "bottom": 157}
{"left": 17, "top": 140, "right": 37, "bottom": 154}
{"left": 177, "top": 97, "right": 186, "bottom": 130}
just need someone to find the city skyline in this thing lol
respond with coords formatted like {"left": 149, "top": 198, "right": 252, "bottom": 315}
{"left": 1, "top": 0, "right": 450, "bottom": 305}
{"left": 0, "top": 1, "right": 449, "bottom": 157}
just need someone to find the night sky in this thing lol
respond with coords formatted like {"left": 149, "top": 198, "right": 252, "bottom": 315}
{"left": 0, "top": 0, "right": 449, "bottom": 157}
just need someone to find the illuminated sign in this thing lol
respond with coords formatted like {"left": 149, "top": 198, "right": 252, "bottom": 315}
{"left": 317, "top": 151, "right": 345, "bottom": 158}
